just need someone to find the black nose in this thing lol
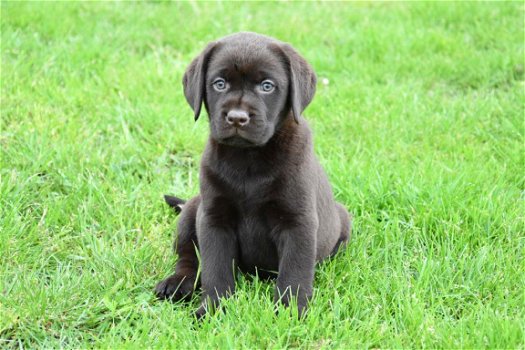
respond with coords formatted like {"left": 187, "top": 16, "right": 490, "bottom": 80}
{"left": 225, "top": 109, "right": 250, "bottom": 127}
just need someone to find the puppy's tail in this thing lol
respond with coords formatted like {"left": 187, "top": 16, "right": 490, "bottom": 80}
{"left": 164, "top": 195, "right": 186, "bottom": 214}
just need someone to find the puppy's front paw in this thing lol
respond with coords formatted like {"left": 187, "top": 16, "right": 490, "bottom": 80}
{"left": 296, "top": 301, "right": 308, "bottom": 319}
{"left": 274, "top": 289, "right": 309, "bottom": 319}
{"left": 155, "top": 274, "right": 195, "bottom": 302}
{"left": 194, "top": 297, "right": 222, "bottom": 320}
{"left": 194, "top": 304, "right": 208, "bottom": 320}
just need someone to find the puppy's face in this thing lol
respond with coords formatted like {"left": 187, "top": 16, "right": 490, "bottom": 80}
{"left": 204, "top": 46, "right": 289, "bottom": 147}
{"left": 183, "top": 33, "right": 316, "bottom": 148}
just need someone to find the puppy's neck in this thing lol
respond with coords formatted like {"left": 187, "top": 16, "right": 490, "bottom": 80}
{"left": 203, "top": 117, "right": 313, "bottom": 182}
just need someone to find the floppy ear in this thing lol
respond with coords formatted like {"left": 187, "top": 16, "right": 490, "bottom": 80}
{"left": 279, "top": 44, "right": 317, "bottom": 123}
{"left": 182, "top": 42, "right": 218, "bottom": 121}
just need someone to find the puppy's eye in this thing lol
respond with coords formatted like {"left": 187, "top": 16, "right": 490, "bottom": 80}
{"left": 213, "top": 78, "right": 227, "bottom": 91}
{"left": 260, "top": 80, "right": 275, "bottom": 93}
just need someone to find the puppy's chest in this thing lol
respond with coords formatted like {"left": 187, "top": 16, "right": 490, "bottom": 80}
{"left": 210, "top": 167, "right": 280, "bottom": 204}
{"left": 235, "top": 205, "right": 280, "bottom": 273}
{"left": 231, "top": 170, "right": 278, "bottom": 200}
{"left": 206, "top": 165, "right": 292, "bottom": 271}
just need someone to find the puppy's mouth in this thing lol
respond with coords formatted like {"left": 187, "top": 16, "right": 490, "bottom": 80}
{"left": 213, "top": 121, "right": 271, "bottom": 148}
{"left": 219, "top": 134, "right": 258, "bottom": 148}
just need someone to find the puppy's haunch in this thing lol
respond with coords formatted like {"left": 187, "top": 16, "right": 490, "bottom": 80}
{"left": 155, "top": 32, "right": 352, "bottom": 318}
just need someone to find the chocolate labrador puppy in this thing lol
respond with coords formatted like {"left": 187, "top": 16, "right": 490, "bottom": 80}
{"left": 155, "top": 32, "right": 351, "bottom": 318}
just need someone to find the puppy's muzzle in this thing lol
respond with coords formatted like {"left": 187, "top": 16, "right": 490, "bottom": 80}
{"left": 225, "top": 109, "right": 250, "bottom": 128}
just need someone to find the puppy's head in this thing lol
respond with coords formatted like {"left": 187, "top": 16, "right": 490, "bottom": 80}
{"left": 183, "top": 32, "right": 316, "bottom": 147}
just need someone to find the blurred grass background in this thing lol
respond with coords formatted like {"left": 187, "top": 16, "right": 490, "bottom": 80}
{"left": 1, "top": 2, "right": 524, "bottom": 348}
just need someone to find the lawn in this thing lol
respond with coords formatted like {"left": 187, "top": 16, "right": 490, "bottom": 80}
{"left": 1, "top": 2, "right": 524, "bottom": 348}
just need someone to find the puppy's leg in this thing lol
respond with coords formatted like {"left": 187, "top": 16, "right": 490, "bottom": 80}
{"left": 274, "top": 220, "right": 317, "bottom": 318}
{"left": 155, "top": 196, "right": 201, "bottom": 302}
{"left": 195, "top": 211, "right": 238, "bottom": 318}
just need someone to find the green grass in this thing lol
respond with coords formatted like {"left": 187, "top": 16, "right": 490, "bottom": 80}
{"left": 1, "top": 2, "right": 524, "bottom": 348}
